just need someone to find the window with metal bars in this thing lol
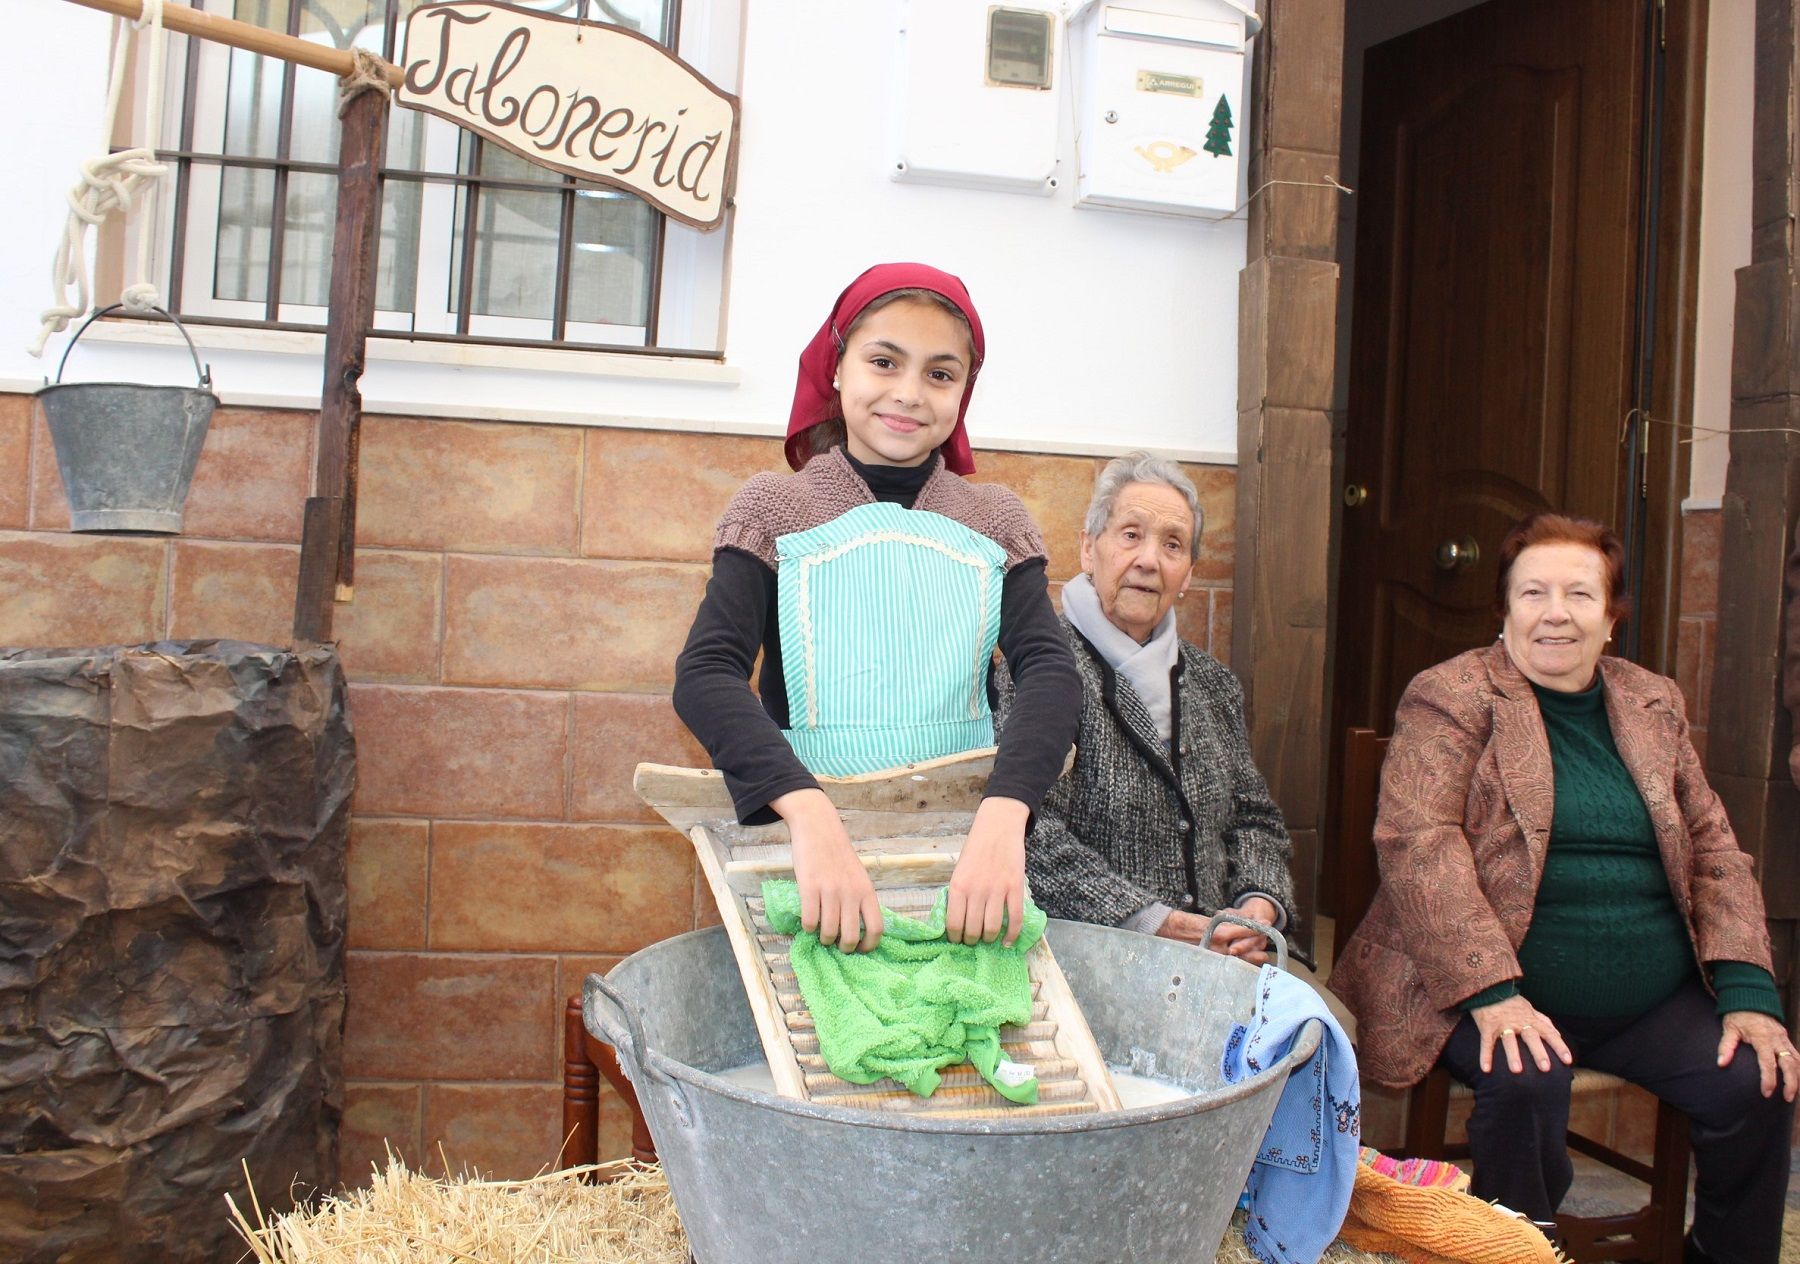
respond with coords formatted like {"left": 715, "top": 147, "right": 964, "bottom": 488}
{"left": 158, "top": 0, "right": 712, "bottom": 354}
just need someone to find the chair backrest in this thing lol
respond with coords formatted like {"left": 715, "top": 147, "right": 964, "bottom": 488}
{"left": 1333, "top": 727, "right": 1390, "bottom": 961}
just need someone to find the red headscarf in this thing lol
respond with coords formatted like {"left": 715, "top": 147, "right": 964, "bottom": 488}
{"left": 785, "top": 262, "right": 986, "bottom": 474}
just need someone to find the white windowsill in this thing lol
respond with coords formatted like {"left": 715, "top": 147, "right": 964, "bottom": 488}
{"left": 62, "top": 317, "right": 742, "bottom": 386}
{"left": 5, "top": 320, "right": 1239, "bottom": 464}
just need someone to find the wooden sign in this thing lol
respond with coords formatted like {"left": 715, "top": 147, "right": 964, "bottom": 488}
{"left": 399, "top": 1, "right": 738, "bottom": 230}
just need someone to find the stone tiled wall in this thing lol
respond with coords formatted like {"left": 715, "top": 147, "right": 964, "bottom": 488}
{"left": 0, "top": 391, "right": 1238, "bottom": 1181}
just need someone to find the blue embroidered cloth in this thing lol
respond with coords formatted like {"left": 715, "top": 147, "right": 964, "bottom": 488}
{"left": 1221, "top": 965, "right": 1360, "bottom": 1264}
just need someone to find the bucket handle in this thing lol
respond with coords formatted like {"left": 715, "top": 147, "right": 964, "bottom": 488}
{"left": 585, "top": 973, "right": 693, "bottom": 1128}
{"left": 1201, "top": 911, "right": 1288, "bottom": 973}
{"left": 51, "top": 304, "right": 213, "bottom": 390}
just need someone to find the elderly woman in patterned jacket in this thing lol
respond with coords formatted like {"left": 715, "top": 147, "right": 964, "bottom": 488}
{"left": 997, "top": 452, "right": 1295, "bottom": 964}
{"left": 1330, "top": 511, "right": 1796, "bottom": 1264}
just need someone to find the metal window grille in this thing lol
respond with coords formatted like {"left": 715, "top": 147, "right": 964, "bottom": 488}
{"left": 158, "top": 0, "right": 693, "bottom": 355}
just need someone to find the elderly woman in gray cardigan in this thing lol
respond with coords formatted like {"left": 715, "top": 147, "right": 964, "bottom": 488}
{"left": 998, "top": 453, "right": 1295, "bottom": 960}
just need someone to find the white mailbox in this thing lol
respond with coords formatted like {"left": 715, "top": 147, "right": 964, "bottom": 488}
{"left": 1068, "top": 0, "right": 1257, "bottom": 217}
{"left": 891, "top": 0, "right": 1064, "bottom": 196}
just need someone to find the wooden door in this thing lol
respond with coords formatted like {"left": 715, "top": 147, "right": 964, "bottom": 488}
{"left": 1333, "top": 0, "right": 1648, "bottom": 749}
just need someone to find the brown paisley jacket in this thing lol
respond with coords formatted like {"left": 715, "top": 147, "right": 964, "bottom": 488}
{"left": 1328, "top": 643, "right": 1776, "bottom": 1089}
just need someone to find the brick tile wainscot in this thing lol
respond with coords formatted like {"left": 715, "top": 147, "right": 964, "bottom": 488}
{"left": 0, "top": 393, "right": 1239, "bottom": 1180}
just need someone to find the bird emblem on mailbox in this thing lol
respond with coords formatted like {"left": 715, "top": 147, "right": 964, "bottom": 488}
{"left": 1133, "top": 141, "right": 1199, "bottom": 174}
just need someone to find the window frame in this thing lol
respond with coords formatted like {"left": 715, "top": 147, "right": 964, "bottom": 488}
{"left": 146, "top": 0, "right": 735, "bottom": 359}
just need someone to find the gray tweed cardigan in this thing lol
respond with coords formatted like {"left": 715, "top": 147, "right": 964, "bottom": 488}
{"left": 995, "top": 617, "right": 1296, "bottom": 930}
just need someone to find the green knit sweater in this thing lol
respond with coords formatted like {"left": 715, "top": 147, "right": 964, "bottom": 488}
{"left": 1461, "top": 679, "right": 1782, "bottom": 1022}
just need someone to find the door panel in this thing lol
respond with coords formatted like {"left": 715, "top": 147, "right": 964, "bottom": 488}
{"left": 1336, "top": 0, "right": 1645, "bottom": 744}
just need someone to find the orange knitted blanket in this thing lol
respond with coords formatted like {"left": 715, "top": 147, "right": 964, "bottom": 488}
{"left": 1337, "top": 1163, "right": 1564, "bottom": 1264}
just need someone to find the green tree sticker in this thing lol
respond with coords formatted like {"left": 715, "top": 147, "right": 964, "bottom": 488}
{"left": 1204, "top": 94, "right": 1233, "bottom": 158}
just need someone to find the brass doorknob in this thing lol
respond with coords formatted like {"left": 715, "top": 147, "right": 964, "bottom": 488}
{"left": 1343, "top": 484, "right": 1369, "bottom": 507}
{"left": 1434, "top": 537, "right": 1480, "bottom": 572}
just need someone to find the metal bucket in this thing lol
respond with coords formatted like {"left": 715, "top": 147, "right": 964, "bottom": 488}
{"left": 586, "top": 916, "right": 1320, "bottom": 1263}
{"left": 36, "top": 305, "right": 217, "bottom": 535}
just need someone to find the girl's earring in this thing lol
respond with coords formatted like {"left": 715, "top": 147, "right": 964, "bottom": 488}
{"left": 831, "top": 378, "right": 840, "bottom": 390}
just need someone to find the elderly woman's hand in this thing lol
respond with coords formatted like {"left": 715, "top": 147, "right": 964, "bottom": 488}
{"left": 1470, "top": 996, "right": 1573, "bottom": 1075}
{"left": 1209, "top": 897, "right": 1278, "bottom": 964}
{"left": 1719, "top": 1011, "right": 1800, "bottom": 1102}
{"left": 1155, "top": 898, "right": 1278, "bottom": 964}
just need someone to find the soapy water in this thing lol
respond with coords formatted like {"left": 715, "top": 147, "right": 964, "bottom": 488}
{"left": 714, "top": 1061, "right": 1190, "bottom": 1109}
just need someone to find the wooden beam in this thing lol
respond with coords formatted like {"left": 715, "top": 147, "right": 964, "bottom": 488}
{"left": 55, "top": 0, "right": 395, "bottom": 639}
{"left": 1709, "top": 0, "right": 1800, "bottom": 1016}
{"left": 292, "top": 495, "right": 342, "bottom": 643}
{"left": 1233, "top": 0, "right": 1345, "bottom": 959}
{"left": 61, "top": 0, "right": 404, "bottom": 87}
{"left": 293, "top": 83, "right": 389, "bottom": 642}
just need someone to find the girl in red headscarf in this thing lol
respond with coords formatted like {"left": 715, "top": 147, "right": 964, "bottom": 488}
{"left": 673, "top": 263, "right": 1080, "bottom": 955}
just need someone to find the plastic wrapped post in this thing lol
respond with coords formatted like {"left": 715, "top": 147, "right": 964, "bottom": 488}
{"left": 0, "top": 640, "right": 354, "bottom": 1263}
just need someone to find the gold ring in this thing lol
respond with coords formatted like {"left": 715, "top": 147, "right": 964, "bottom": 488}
{"left": 1779, "top": 1050, "right": 1794, "bottom": 1059}
{"left": 1500, "top": 1027, "right": 1515, "bottom": 1038}
{"left": 1520, "top": 1023, "right": 1534, "bottom": 1031}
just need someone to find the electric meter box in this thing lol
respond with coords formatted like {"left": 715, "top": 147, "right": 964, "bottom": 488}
{"left": 891, "top": 0, "right": 1064, "bottom": 195}
{"left": 1069, "top": 0, "right": 1257, "bottom": 217}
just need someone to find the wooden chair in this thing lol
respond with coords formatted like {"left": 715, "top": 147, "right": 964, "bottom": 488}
{"left": 1334, "top": 727, "right": 1691, "bottom": 1264}
{"left": 561, "top": 995, "right": 657, "bottom": 1174}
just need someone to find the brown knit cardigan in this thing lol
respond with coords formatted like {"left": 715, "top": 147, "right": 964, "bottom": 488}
{"left": 713, "top": 447, "right": 1045, "bottom": 571}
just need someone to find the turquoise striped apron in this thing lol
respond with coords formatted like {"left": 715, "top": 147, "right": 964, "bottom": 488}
{"left": 776, "top": 501, "right": 1005, "bottom": 776}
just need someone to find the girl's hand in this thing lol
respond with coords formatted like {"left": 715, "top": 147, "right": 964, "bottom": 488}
{"left": 1718, "top": 1010, "right": 1800, "bottom": 1102}
{"left": 1471, "top": 995, "right": 1572, "bottom": 1075}
{"left": 772, "top": 788, "right": 883, "bottom": 953}
{"left": 947, "top": 797, "right": 1030, "bottom": 947}
{"left": 1206, "top": 897, "right": 1279, "bottom": 965}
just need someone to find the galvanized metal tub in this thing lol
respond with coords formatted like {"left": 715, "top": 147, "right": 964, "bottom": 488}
{"left": 585, "top": 917, "right": 1320, "bottom": 1263}
{"left": 36, "top": 305, "right": 217, "bottom": 535}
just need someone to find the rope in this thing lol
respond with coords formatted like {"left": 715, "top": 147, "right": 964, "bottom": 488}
{"left": 1217, "top": 173, "right": 1355, "bottom": 221}
{"left": 1620, "top": 407, "right": 1800, "bottom": 445}
{"left": 337, "top": 45, "right": 389, "bottom": 116}
{"left": 29, "top": 0, "right": 170, "bottom": 356}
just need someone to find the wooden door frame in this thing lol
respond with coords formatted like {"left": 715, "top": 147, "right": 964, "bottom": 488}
{"left": 1234, "top": 0, "right": 1712, "bottom": 954}
{"left": 1638, "top": 0, "right": 1709, "bottom": 679}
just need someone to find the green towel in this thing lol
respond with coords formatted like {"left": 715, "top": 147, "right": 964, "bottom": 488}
{"left": 761, "top": 881, "right": 1048, "bottom": 1104}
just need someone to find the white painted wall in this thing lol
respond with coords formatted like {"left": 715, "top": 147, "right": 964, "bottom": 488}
{"left": 0, "top": 1, "right": 1247, "bottom": 462}
{"left": 1686, "top": 0, "right": 1754, "bottom": 508}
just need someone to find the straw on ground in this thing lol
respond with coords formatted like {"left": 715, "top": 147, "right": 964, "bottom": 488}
{"left": 227, "top": 1154, "right": 689, "bottom": 1264}
{"left": 227, "top": 1153, "right": 1417, "bottom": 1263}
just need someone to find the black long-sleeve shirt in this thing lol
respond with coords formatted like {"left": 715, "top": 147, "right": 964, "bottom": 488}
{"left": 672, "top": 455, "right": 1079, "bottom": 823}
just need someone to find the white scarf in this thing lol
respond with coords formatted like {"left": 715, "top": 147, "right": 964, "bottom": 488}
{"left": 1062, "top": 573, "right": 1181, "bottom": 744}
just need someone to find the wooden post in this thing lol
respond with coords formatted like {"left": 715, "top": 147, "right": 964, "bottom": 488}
{"left": 294, "top": 81, "right": 388, "bottom": 642}
{"left": 1232, "top": 0, "right": 1346, "bottom": 956}
{"left": 1708, "top": 0, "right": 1800, "bottom": 1019}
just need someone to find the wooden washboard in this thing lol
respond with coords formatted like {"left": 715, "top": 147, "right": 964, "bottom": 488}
{"left": 634, "top": 750, "right": 1122, "bottom": 1120}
